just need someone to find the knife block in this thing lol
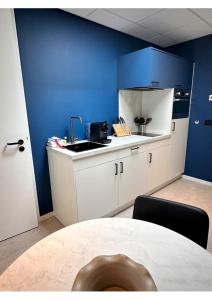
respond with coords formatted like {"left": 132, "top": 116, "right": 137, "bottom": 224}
{"left": 112, "top": 124, "right": 131, "bottom": 137}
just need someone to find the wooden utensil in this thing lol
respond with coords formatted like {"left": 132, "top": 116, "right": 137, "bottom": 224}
{"left": 113, "top": 123, "right": 131, "bottom": 137}
{"left": 112, "top": 117, "right": 131, "bottom": 137}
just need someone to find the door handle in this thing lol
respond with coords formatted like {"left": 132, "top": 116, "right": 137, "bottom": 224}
{"left": 149, "top": 152, "right": 152, "bottom": 164}
{"left": 172, "top": 122, "right": 176, "bottom": 132}
{"left": 115, "top": 163, "right": 118, "bottom": 175}
{"left": 120, "top": 162, "right": 124, "bottom": 174}
{"left": 7, "top": 139, "right": 24, "bottom": 146}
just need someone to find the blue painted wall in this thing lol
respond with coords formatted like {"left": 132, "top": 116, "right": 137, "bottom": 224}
{"left": 15, "top": 9, "right": 154, "bottom": 215}
{"left": 167, "top": 34, "right": 212, "bottom": 182}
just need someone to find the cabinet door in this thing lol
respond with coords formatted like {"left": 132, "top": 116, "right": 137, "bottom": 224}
{"left": 118, "top": 47, "right": 151, "bottom": 88}
{"left": 168, "top": 118, "right": 189, "bottom": 179}
{"left": 75, "top": 161, "right": 118, "bottom": 221}
{"left": 147, "top": 144, "right": 171, "bottom": 191}
{"left": 150, "top": 49, "right": 193, "bottom": 89}
{"left": 171, "top": 56, "right": 193, "bottom": 89}
{"left": 118, "top": 151, "right": 148, "bottom": 207}
{"left": 118, "top": 47, "right": 193, "bottom": 89}
{"left": 149, "top": 48, "right": 176, "bottom": 88}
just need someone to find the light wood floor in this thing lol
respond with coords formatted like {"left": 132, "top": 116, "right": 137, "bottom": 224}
{"left": 0, "top": 178, "right": 212, "bottom": 275}
{"left": 116, "top": 178, "right": 212, "bottom": 253}
{"left": 0, "top": 216, "right": 63, "bottom": 275}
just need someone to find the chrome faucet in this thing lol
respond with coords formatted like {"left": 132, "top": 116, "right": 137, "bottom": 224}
{"left": 70, "top": 116, "right": 83, "bottom": 144}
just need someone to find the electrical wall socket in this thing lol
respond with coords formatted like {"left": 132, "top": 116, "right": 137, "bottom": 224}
{"left": 209, "top": 95, "right": 212, "bottom": 101}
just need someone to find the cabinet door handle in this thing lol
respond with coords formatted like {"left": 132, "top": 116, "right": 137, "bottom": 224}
{"left": 120, "top": 162, "right": 124, "bottom": 174}
{"left": 149, "top": 152, "right": 152, "bottom": 164}
{"left": 115, "top": 163, "right": 118, "bottom": 175}
{"left": 131, "top": 146, "right": 139, "bottom": 151}
{"left": 172, "top": 121, "right": 176, "bottom": 132}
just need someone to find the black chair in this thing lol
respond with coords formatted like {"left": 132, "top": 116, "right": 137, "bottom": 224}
{"left": 133, "top": 195, "right": 209, "bottom": 249}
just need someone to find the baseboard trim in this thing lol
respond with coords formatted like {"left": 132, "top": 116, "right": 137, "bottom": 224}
{"left": 107, "top": 175, "right": 182, "bottom": 217}
{"left": 108, "top": 199, "right": 135, "bottom": 217}
{"left": 38, "top": 211, "right": 54, "bottom": 223}
{"left": 148, "top": 174, "right": 182, "bottom": 195}
{"left": 183, "top": 175, "right": 212, "bottom": 186}
{"left": 38, "top": 176, "right": 211, "bottom": 223}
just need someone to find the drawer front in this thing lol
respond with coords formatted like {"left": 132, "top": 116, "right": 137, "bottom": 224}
{"left": 74, "top": 151, "right": 118, "bottom": 171}
{"left": 118, "top": 138, "right": 170, "bottom": 158}
{"left": 118, "top": 144, "right": 150, "bottom": 158}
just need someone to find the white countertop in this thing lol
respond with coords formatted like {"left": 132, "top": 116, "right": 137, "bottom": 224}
{"left": 47, "top": 134, "right": 171, "bottom": 160}
{"left": 1, "top": 218, "right": 212, "bottom": 291}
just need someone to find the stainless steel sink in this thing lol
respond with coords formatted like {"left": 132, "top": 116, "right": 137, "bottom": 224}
{"left": 132, "top": 132, "right": 162, "bottom": 137}
{"left": 63, "top": 142, "right": 106, "bottom": 152}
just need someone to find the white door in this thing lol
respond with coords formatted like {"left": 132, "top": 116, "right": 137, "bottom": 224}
{"left": 118, "top": 151, "right": 148, "bottom": 207}
{"left": 169, "top": 118, "right": 189, "bottom": 179}
{"left": 75, "top": 161, "right": 118, "bottom": 221}
{"left": 0, "top": 9, "right": 38, "bottom": 241}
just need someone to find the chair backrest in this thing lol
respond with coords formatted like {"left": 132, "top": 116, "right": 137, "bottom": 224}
{"left": 133, "top": 195, "right": 209, "bottom": 249}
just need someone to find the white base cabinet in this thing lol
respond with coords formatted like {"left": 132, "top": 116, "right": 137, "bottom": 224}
{"left": 168, "top": 118, "right": 189, "bottom": 180}
{"left": 75, "top": 159, "right": 118, "bottom": 222}
{"left": 75, "top": 146, "right": 149, "bottom": 222}
{"left": 147, "top": 141, "right": 171, "bottom": 191}
{"left": 48, "top": 128, "right": 189, "bottom": 226}
{"left": 118, "top": 147, "right": 148, "bottom": 207}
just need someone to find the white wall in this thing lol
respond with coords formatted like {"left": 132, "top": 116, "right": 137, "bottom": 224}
{"left": 142, "top": 89, "right": 174, "bottom": 134}
{"left": 119, "top": 88, "right": 174, "bottom": 135}
{"left": 119, "top": 90, "right": 143, "bottom": 133}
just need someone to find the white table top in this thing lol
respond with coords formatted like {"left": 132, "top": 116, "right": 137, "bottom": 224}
{"left": 0, "top": 218, "right": 212, "bottom": 291}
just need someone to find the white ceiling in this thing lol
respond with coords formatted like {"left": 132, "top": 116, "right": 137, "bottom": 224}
{"left": 63, "top": 8, "right": 212, "bottom": 47}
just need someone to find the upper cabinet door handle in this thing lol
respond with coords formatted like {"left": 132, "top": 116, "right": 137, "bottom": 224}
{"left": 151, "top": 81, "right": 160, "bottom": 86}
{"left": 172, "top": 121, "right": 176, "bottom": 132}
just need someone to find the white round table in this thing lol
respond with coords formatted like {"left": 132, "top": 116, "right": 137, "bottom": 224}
{"left": 0, "top": 218, "right": 212, "bottom": 291}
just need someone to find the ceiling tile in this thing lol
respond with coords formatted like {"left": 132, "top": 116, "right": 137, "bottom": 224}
{"left": 164, "top": 20, "right": 212, "bottom": 43}
{"left": 138, "top": 9, "right": 199, "bottom": 34}
{"left": 87, "top": 9, "right": 132, "bottom": 31}
{"left": 191, "top": 8, "right": 212, "bottom": 19}
{"left": 120, "top": 23, "right": 158, "bottom": 40}
{"left": 62, "top": 8, "right": 212, "bottom": 47}
{"left": 163, "top": 30, "right": 191, "bottom": 43}
{"left": 62, "top": 9, "right": 96, "bottom": 18}
{"left": 148, "top": 34, "right": 177, "bottom": 47}
{"left": 107, "top": 8, "right": 163, "bottom": 22}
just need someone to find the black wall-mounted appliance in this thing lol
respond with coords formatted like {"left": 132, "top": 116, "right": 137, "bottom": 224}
{"left": 87, "top": 121, "right": 111, "bottom": 144}
{"left": 172, "top": 89, "right": 191, "bottom": 119}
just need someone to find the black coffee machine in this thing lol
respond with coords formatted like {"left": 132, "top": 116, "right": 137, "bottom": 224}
{"left": 88, "top": 121, "right": 111, "bottom": 144}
